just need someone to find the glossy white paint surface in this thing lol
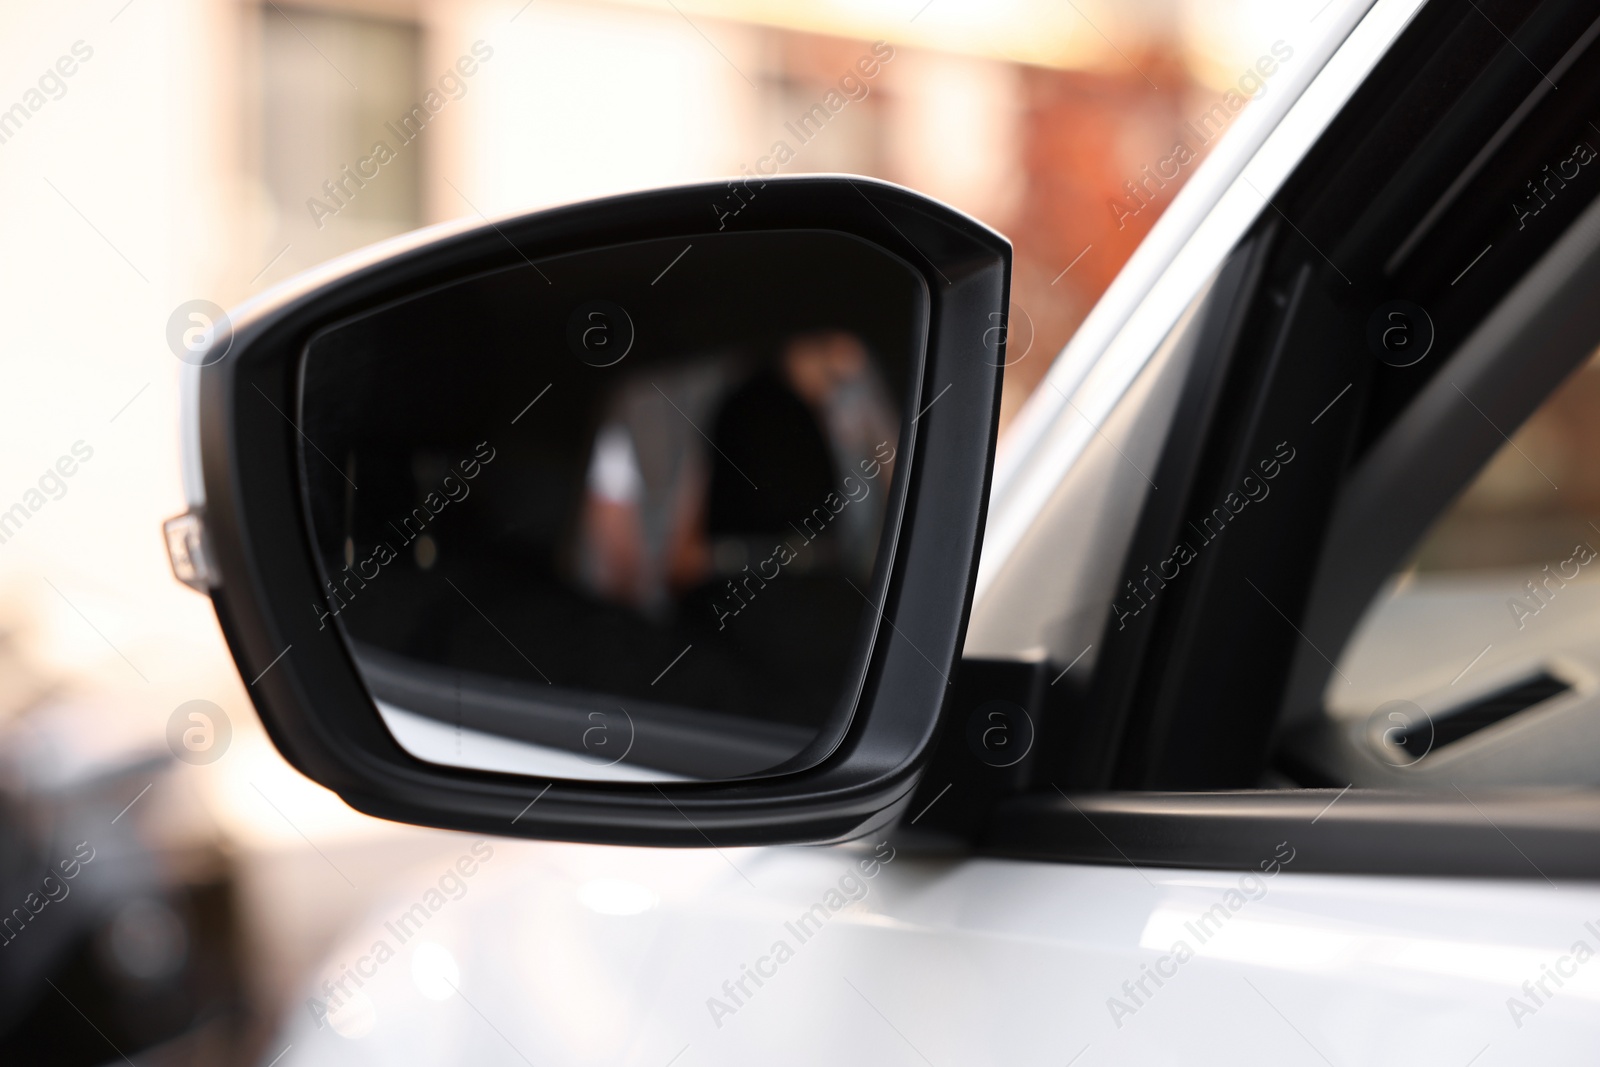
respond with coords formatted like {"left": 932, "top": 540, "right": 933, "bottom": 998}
{"left": 274, "top": 840, "right": 1600, "bottom": 1064}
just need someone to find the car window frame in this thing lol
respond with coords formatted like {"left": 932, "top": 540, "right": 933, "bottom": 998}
{"left": 928, "top": 0, "right": 1600, "bottom": 879}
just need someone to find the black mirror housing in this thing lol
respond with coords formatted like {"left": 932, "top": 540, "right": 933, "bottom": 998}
{"left": 185, "top": 176, "right": 1008, "bottom": 846}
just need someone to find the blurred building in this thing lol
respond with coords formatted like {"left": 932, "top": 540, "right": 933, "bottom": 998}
{"left": 236, "top": 0, "right": 1279, "bottom": 426}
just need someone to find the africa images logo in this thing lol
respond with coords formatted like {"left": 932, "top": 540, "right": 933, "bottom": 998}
{"left": 306, "top": 841, "right": 494, "bottom": 1030}
{"left": 0, "top": 440, "right": 95, "bottom": 547}
{"left": 1105, "top": 841, "right": 1296, "bottom": 1029}
{"left": 1111, "top": 441, "right": 1295, "bottom": 630}
{"left": 705, "top": 842, "right": 897, "bottom": 1029}
{"left": 313, "top": 442, "right": 495, "bottom": 630}
{"left": 304, "top": 41, "right": 494, "bottom": 230}
{"left": 1108, "top": 41, "right": 1293, "bottom": 231}
{"left": 709, "top": 441, "right": 895, "bottom": 631}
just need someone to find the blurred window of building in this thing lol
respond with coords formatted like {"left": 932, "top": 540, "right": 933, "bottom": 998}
{"left": 755, "top": 32, "right": 888, "bottom": 177}
{"left": 260, "top": 5, "right": 422, "bottom": 266}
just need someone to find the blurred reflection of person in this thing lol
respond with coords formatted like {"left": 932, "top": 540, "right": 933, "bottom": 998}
{"left": 703, "top": 331, "right": 896, "bottom": 581}
{"left": 578, "top": 367, "right": 719, "bottom": 612}
{"left": 676, "top": 330, "right": 898, "bottom": 727}
{"left": 785, "top": 331, "right": 899, "bottom": 575}
{"left": 571, "top": 331, "right": 898, "bottom": 729}
{"left": 703, "top": 345, "right": 838, "bottom": 570}
{"left": 579, "top": 331, "right": 897, "bottom": 614}
{"left": 579, "top": 422, "right": 647, "bottom": 605}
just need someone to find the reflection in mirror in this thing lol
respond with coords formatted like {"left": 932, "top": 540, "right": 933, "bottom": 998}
{"left": 299, "top": 231, "right": 926, "bottom": 781}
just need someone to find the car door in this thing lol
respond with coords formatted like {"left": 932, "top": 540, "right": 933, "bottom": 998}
{"left": 252, "top": 0, "right": 1600, "bottom": 1063}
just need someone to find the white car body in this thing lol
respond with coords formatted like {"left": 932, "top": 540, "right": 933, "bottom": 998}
{"left": 273, "top": 842, "right": 1598, "bottom": 1064}
{"left": 263, "top": 0, "right": 1600, "bottom": 1060}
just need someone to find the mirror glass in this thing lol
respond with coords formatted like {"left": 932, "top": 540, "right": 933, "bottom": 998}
{"left": 298, "top": 230, "right": 926, "bottom": 781}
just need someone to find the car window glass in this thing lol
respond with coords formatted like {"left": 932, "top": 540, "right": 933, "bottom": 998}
{"left": 1329, "top": 346, "right": 1600, "bottom": 780}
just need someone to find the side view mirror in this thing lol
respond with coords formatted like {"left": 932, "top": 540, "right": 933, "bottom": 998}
{"left": 170, "top": 176, "right": 1008, "bottom": 846}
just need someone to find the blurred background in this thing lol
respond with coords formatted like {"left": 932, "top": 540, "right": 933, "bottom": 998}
{"left": 0, "top": 0, "right": 1341, "bottom": 1061}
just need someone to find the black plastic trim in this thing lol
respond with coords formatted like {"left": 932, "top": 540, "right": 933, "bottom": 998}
{"left": 197, "top": 176, "right": 1008, "bottom": 847}
{"left": 985, "top": 789, "right": 1600, "bottom": 879}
